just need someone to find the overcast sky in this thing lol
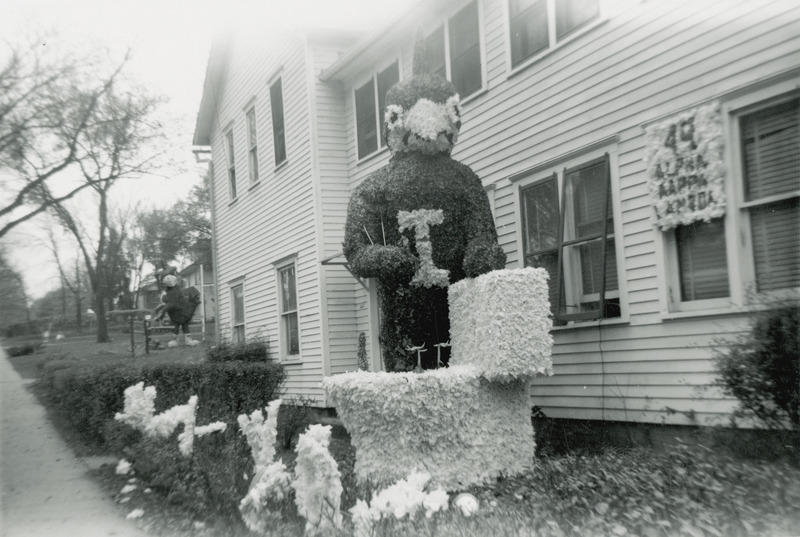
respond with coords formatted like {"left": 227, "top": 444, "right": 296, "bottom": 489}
{"left": 1, "top": 0, "right": 410, "bottom": 299}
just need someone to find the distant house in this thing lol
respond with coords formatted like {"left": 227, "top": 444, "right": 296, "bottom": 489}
{"left": 136, "top": 275, "right": 162, "bottom": 312}
{"left": 179, "top": 262, "right": 216, "bottom": 322}
{"left": 194, "top": 0, "right": 800, "bottom": 422}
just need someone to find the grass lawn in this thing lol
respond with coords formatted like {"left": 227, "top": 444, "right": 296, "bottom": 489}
{"left": 3, "top": 333, "right": 208, "bottom": 380}
{"left": 4, "top": 336, "right": 800, "bottom": 537}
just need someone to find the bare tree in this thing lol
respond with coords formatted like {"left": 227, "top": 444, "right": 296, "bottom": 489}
{"left": 0, "top": 247, "right": 30, "bottom": 330}
{"left": 41, "top": 76, "right": 166, "bottom": 343}
{"left": 0, "top": 35, "right": 137, "bottom": 238}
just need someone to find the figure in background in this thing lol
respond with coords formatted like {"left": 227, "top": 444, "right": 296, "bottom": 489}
{"left": 154, "top": 274, "right": 201, "bottom": 347}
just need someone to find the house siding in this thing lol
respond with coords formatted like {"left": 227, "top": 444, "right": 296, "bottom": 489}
{"left": 328, "top": 0, "right": 800, "bottom": 425}
{"left": 307, "top": 35, "right": 366, "bottom": 379}
{"left": 207, "top": 31, "right": 328, "bottom": 403}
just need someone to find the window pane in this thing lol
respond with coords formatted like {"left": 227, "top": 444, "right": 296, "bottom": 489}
{"left": 578, "top": 239, "right": 618, "bottom": 295}
{"left": 750, "top": 198, "right": 800, "bottom": 291}
{"left": 226, "top": 131, "right": 235, "bottom": 166}
{"left": 281, "top": 266, "right": 297, "bottom": 312}
{"left": 522, "top": 179, "right": 559, "bottom": 253}
{"left": 233, "top": 325, "right": 245, "bottom": 344}
{"left": 232, "top": 284, "right": 244, "bottom": 324}
{"left": 526, "top": 251, "right": 560, "bottom": 320}
{"left": 510, "top": 0, "right": 549, "bottom": 67}
{"left": 741, "top": 98, "right": 800, "bottom": 201}
{"left": 567, "top": 160, "right": 608, "bottom": 239}
{"left": 247, "top": 109, "right": 257, "bottom": 147}
{"left": 449, "top": 1, "right": 482, "bottom": 97}
{"left": 555, "top": 0, "right": 600, "bottom": 40}
{"left": 558, "top": 154, "right": 617, "bottom": 320}
{"left": 285, "top": 312, "right": 299, "bottom": 355}
{"left": 270, "top": 79, "right": 287, "bottom": 165}
{"left": 249, "top": 148, "right": 259, "bottom": 183}
{"left": 229, "top": 168, "right": 237, "bottom": 199}
{"left": 425, "top": 27, "right": 446, "bottom": 79}
{"left": 377, "top": 62, "right": 399, "bottom": 148}
{"left": 676, "top": 219, "right": 729, "bottom": 301}
{"left": 355, "top": 79, "right": 377, "bottom": 158}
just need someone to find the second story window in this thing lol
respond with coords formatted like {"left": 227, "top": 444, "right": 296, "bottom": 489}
{"left": 270, "top": 78, "right": 287, "bottom": 166}
{"left": 246, "top": 106, "right": 259, "bottom": 184}
{"left": 509, "top": 0, "right": 600, "bottom": 68}
{"left": 426, "top": 0, "right": 483, "bottom": 99}
{"left": 225, "top": 129, "right": 237, "bottom": 200}
{"left": 355, "top": 61, "right": 400, "bottom": 159}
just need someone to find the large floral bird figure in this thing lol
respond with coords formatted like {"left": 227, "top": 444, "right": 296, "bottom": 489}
{"left": 343, "top": 36, "right": 505, "bottom": 372}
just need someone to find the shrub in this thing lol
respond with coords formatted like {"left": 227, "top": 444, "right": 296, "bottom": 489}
{"left": 43, "top": 361, "right": 287, "bottom": 448}
{"left": 715, "top": 305, "right": 800, "bottom": 430}
{"left": 277, "top": 394, "right": 318, "bottom": 450}
{"left": 483, "top": 442, "right": 800, "bottom": 537}
{"left": 356, "top": 332, "right": 368, "bottom": 371}
{"left": 127, "top": 425, "right": 254, "bottom": 525}
{"left": 206, "top": 337, "right": 270, "bottom": 362}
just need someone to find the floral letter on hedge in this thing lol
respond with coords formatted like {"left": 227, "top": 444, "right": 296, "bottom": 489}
{"left": 292, "top": 424, "right": 342, "bottom": 535}
{"left": 114, "top": 384, "right": 226, "bottom": 457}
{"left": 398, "top": 209, "right": 449, "bottom": 288}
{"left": 238, "top": 399, "right": 292, "bottom": 533}
{"left": 644, "top": 101, "right": 726, "bottom": 231}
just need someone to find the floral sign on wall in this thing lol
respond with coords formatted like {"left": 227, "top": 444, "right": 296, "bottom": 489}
{"left": 644, "top": 101, "right": 726, "bottom": 231}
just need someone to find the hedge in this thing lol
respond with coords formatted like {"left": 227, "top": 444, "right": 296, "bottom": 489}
{"left": 43, "top": 361, "right": 287, "bottom": 448}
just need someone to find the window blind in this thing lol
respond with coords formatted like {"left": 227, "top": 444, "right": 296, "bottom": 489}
{"left": 741, "top": 98, "right": 799, "bottom": 201}
{"left": 676, "top": 219, "right": 729, "bottom": 301}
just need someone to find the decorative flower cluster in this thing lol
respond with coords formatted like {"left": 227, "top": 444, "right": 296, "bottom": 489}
{"left": 292, "top": 424, "right": 343, "bottom": 535}
{"left": 449, "top": 267, "right": 553, "bottom": 381}
{"left": 385, "top": 95, "right": 462, "bottom": 155}
{"left": 398, "top": 208, "right": 450, "bottom": 288}
{"left": 323, "top": 366, "right": 535, "bottom": 488}
{"left": 350, "top": 470, "right": 449, "bottom": 537}
{"left": 238, "top": 400, "right": 293, "bottom": 533}
{"left": 239, "top": 460, "right": 292, "bottom": 533}
{"left": 644, "top": 101, "right": 726, "bottom": 231}
{"left": 114, "top": 382, "right": 227, "bottom": 457}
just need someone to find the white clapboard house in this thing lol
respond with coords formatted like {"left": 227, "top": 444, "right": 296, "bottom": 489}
{"left": 193, "top": 0, "right": 800, "bottom": 424}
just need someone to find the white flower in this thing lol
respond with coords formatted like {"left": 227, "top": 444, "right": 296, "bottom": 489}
{"left": 292, "top": 424, "right": 343, "bottom": 534}
{"left": 238, "top": 399, "right": 282, "bottom": 468}
{"left": 423, "top": 488, "right": 449, "bottom": 518}
{"left": 115, "top": 459, "right": 132, "bottom": 475}
{"left": 349, "top": 499, "right": 374, "bottom": 537}
{"left": 454, "top": 493, "right": 479, "bottom": 517}
{"left": 115, "top": 383, "right": 156, "bottom": 431}
{"left": 445, "top": 94, "right": 461, "bottom": 124}
{"left": 385, "top": 104, "right": 404, "bottom": 131}
{"left": 126, "top": 508, "right": 145, "bottom": 519}
{"left": 195, "top": 421, "right": 227, "bottom": 437}
{"left": 120, "top": 484, "right": 137, "bottom": 495}
{"left": 239, "top": 460, "right": 293, "bottom": 534}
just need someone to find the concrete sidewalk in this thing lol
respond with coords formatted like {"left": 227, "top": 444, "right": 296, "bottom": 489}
{"left": 0, "top": 347, "right": 147, "bottom": 537}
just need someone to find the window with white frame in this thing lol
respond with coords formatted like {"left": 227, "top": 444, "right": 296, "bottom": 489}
{"left": 425, "top": 1, "right": 483, "bottom": 99}
{"left": 520, "top": 152, "right": 621, "bottom": 323}
{"left": 225, "top": 129, "right": 237, "bottom": 200}
{"left": 355, "top": 61, "right": 400, "bottom": 159}
{"left": 270, "top": 77, "right": 287, "bottom": 166}
{"left": 508, "top": 0, "right": 600, "bottom": 68}
{"left": 277, "top": 262, "right": 300, "bottom": 359}
{"left": 231, "top": 282, "right": 245, "bottom": 343}
{"left": 665, "top": 92, "right": 800, "bottom": 311}
{"left": 246, "top": 106, "right": 259, "bottom": 184}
